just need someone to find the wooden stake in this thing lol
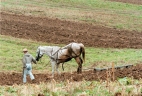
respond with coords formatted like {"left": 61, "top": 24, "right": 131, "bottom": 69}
{"left": 106, "top": 70, "right": 109, "bottom": 87}
{"left": 111, "top": 62, "right": 115, "bottom": 81}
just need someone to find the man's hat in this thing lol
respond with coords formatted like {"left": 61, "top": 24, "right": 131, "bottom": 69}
{"left": 23, "top": 48, "right": 28, "bottom": 52}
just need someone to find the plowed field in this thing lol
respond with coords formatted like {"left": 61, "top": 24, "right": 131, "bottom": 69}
{"left": 0, "top": 64, "right": 142, "bottom": 85}
{"left": 109, "top": 0, "right": 142, "bottom": 5}
{"left": 1, "top": 12, "right": 142, "bottom": 49}
{"left": 1, "top": 0, "right": 142, "bottom": 85}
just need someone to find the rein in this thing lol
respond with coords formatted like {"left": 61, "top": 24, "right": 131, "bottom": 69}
{"left": 37, "top": 49, "right": 43, "bottom": 61}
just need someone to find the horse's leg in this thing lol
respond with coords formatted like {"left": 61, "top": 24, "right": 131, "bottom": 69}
{"left": 51, "top": 59, "right": 56, "bottom": 77}
{"left": 56, "top": 64, "right": 60, "bottom": 75}
{"left": 75, "top": 57, "right": 83, "bottom": 74}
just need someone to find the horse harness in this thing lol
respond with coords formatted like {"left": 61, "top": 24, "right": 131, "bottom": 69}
{"left": 51, "top": 44, "right": 81, "bottom": 62}
{"left": 49, "top": 43, "right": 81, "bottom": 70}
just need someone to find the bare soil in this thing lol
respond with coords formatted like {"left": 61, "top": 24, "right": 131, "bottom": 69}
{"left": 108, "top": 0, "right": 142, "bottom": 5}
{"left": 0, "top": 64, "right": 142, "bottom": 85}
{"left": 1, "top": 12, "right": 142, "bottom": 49}
{"left": 1, "top": 0, "right": 142, "bottom": 85}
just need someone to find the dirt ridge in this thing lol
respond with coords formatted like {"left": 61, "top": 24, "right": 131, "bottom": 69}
{"left": 0, "top": 64, "right": 142, "bottom": 85}
{"left": 1, "top": 12, "right": 142, "bottom": 49}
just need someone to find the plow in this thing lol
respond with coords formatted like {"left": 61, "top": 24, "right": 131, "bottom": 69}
{"left": 94, "top": 64, "right": 133, "bottom": 72}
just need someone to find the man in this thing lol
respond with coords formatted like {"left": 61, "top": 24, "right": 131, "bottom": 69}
{"left": 22, "top": 48, "right": 36, "bottom": 83}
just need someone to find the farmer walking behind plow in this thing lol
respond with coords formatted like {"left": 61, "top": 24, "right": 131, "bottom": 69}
{"left": 22, "top": 48, "right": 37, "bottom": 83}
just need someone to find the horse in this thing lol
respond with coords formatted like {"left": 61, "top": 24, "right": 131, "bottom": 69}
{"left": 35, "top": 42, "right": 85, "bottom": 77}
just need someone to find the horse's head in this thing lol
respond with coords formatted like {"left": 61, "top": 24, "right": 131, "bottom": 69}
{"left": 36, "top": 46, "right": 44, "bottom": 61}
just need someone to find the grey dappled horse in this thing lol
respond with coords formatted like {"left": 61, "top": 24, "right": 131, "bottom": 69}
{"left": 35, "top": 42, "right": 85, "bottom": 77}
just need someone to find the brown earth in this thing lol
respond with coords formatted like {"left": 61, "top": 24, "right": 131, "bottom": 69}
{"left": 0, "top": 64, "right": 142, "bottom": 85}
{"left": 1, "top": 0, "right": 142, "bottom": 85}
{"left": 1, "top": 12, "right": 142, "bottom": 49}
{"left": 108, "top": 0, "right": 142, "bottom": 5}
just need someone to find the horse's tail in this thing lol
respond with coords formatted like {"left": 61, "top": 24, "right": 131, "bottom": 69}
{"left": 80, "top": 43, "right": 85, "bottom": 63}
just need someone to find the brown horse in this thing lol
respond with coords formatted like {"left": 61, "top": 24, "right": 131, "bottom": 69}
{"left": 35, "top": 42, "right": 85, "bottom": 77}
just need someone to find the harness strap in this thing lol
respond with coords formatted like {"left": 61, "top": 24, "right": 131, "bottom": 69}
{"left": 65, "top": 43, "right": 80, "bottom": 58}
{"left": 49, "top": 44, "right": 81, "bottom": 70}
{"left": 51, "top": 47, "right": 61, "bottom": 57}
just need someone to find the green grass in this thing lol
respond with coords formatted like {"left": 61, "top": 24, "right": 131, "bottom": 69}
{"left": 0, "top": 78, "right": 141, "bottom": 96}
{"left": 1, "top": 35, "right": 142, "bottom": 72}
{"left": 1, "top": 0, "right": 142, "bottom": 31}
{"left": 45, "top": 0, "right": 142, "bottom": 10}
{"left": 1, "top": 0, "right": 141, "bottom": 71}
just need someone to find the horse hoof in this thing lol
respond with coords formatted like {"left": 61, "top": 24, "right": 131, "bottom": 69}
{"left": 77, "top": 70, "right": 82, "bottom": 74}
